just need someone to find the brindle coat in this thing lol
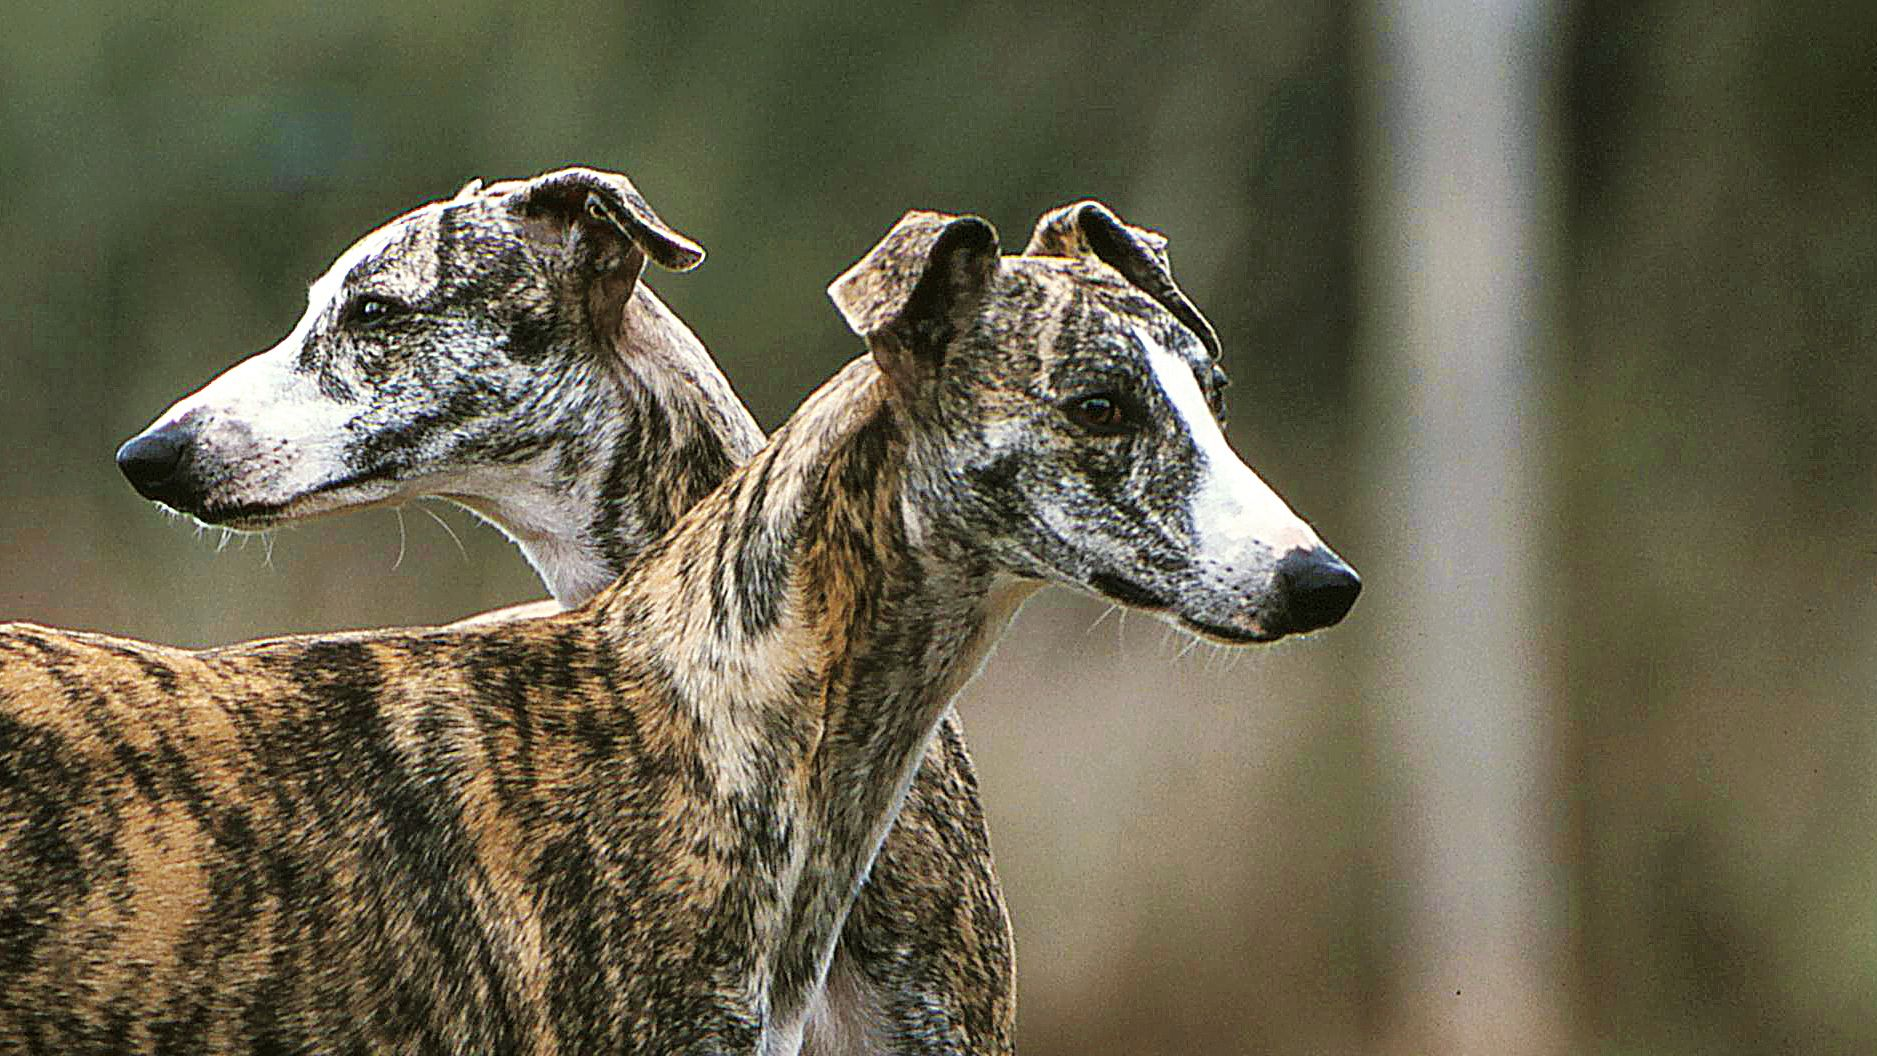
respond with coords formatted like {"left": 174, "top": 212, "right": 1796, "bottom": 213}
{"left": 0, "top": 201, "right": 1358, "bottom": 1053}
{"left": 115, "top": 168, "right": 1015, "bottom": 1054}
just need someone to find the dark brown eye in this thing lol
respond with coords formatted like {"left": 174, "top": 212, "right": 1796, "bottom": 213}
{"left": 1064, "top": 393, "right": 1135, "bottom": 436}
{"left": 344, "top": 294, "right": 406, "bottom": 329}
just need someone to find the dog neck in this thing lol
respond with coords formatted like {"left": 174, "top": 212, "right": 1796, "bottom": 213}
{"left": 598, "top": 356, "right": 1037, "bottom": 1024}
{"left": 450, "top": 283, "right": 765, "bottom": 606}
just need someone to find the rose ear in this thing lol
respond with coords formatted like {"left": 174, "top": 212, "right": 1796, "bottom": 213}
{"left": 1023, "top": 201, "right": 1168, "bottom": 273}
{"left": 1023, "top": 200, "right": 1220, "bottom": 360}
{"left": 506, "top": 166, "right": 705, "bottom": 274}
{"left": 828, "top": 211, "right": 1000, "bottom": 392}
{"left": 502, "top": 167, "right": 705, "bottom": 342}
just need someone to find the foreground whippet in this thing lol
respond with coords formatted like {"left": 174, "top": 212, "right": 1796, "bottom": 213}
{"left": 115, "top": 167, "right": 1016, "bottom": 1054}
{"left": 0, "top": 200, "right": 1358, "bottom": 1053}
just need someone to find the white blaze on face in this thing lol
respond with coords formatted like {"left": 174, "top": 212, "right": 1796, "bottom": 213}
{"left": 151, "top": 337, "right": 351, "bottom": 445}
{"left": 154, "top": 216, "right": 408, "bottom": 432}
{"left": 1140, "top": 326, "right": 1323, "bottom": 563}
{"left": 133, "top": 220, "right": 415, "bottom": 497}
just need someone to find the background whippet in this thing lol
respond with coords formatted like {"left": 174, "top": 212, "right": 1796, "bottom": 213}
{"left": 0, "top": 198, "right": 1356, "bottom": 1053}
{"left": 115, "top": 166, "right": 1016, "bottom": 1055}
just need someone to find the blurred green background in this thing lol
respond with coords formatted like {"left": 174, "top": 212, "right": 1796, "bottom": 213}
{"left": 4, "top": 2, "right": 1875, "bottom": 1052}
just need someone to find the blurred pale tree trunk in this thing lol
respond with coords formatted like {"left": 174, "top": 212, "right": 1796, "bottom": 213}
{"left": 1355, "top": 1, "right": 1570, "bottom": 1053}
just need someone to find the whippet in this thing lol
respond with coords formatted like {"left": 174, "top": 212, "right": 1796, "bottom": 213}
{"left": 0, "top": 199, "right": 1358, "bottom": 1054}
{"left": 114, "top": 166, "right": 1015, "bottom": 1054}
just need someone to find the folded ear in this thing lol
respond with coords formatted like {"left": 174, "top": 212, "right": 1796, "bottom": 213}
{"left": 505, "top": 166, "right": 706, "bottom": 273}
{"left": 502, "top": 166, "right": 705, "bottom": 342}
{"left": 828, "top": 211, "right": 1000, "bottom": 392}
{"left": 1023, "top": 200, "right": 1220, "bottom": 359}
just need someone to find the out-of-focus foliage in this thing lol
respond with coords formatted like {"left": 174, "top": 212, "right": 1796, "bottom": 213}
{"left": 0, "top": 0, "right": 1871, "bottom": 1052}
{"left": 1564, "top": 3, "right": 1877, "bottom": 1053}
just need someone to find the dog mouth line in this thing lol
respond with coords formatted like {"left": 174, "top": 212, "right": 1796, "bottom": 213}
{"left": 1176, "top": 615, "right": 1282, "bottom": 644}
{"left": 185, "top": 464, "right": 405, "bottom": 527}
{"left": 1088, "top": 572, "right": 1281, "bottom": 644}
{"left": 1088, "top": 571, "right": 1173, "bottom": 611}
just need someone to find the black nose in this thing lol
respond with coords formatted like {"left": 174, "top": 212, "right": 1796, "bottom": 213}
{"left": 116, "top": 425, "right": 194, "bottom": 505}
{"left": 1273, "top": 548, "right": 1362, "bottom": 634}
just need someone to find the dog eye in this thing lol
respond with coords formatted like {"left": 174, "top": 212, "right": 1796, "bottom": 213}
{"left": 1063, "top": 393, "right": 1137, "bottom": 436}
{"left": 344, "top": 294, "right": 407, "bottom": 329}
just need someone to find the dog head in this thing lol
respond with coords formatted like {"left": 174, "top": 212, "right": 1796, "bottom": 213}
{"left": 830, "top": 201, "right": 1358, "bottom": 641}
{"left": 116, "top": 167, "right": 705, "bottom": 530}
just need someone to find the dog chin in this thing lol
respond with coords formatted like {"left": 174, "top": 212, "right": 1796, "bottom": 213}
{"left": 183, "top": 479, "right": 401, "bottom": 531}
{"left": 178, "top": 499, "right": 295, "bottom": 532}
{"left": 1084, "top": 572, "right": 1283, "bottom": 645}
{"left": 1174, "top": 612, "right": 1283, "bottom": 645}
{"left": 168, "top": 503, "right": 279, "bottom": 533}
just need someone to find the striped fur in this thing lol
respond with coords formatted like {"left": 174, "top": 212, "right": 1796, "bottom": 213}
{"left": 120, "top": 168, "right": 1014, "bottom": 1054}
{"left": 5, "top": 359, "right": 1002, "bottom": 1054}
{"left": 4, "top": 202, "right": 1357, "bottom": 1053}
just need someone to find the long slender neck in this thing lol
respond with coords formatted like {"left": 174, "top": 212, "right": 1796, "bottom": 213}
{"left": 599, "top": 357, "right": 1036, "bottom": 1022}
{"left": 451, "top": 283, "right": 765, "bottom": 605}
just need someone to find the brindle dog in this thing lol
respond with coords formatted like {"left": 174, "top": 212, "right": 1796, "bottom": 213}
{"left": 0, "top": 200, "right": 1358, "bottom": 1053}
{"left": 116, "top": 167, "right": 1015, "bottom": 1054}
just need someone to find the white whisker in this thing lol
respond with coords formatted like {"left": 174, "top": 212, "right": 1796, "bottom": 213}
{"left": 1203, "top": 639, "right": 1233, "bottom": 672}
{"left": 391, "top": 507, "right": 409, "bottom": 571}
{"left": 419, "top": 504, "right": 469, "bottom": 562}
{"left": 1175, "top": 628, "right": 1202, "bottom": 661}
